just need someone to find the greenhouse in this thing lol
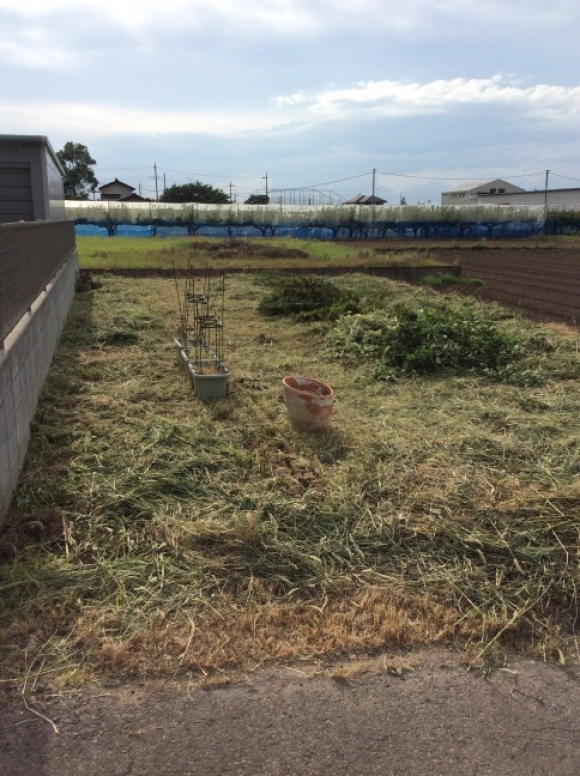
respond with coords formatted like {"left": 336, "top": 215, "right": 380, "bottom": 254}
{"left": 66, "top": 201, "right": 547, "bottom": 239}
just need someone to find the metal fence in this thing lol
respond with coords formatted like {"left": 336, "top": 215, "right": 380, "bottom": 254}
{"left": 0, "top": 220, "right": 76, "bottom": 348}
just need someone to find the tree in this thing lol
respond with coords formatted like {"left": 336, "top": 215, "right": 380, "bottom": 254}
{"left": 56, "top": 142, "right": 98, "bottom": 200}
{"left": 244, "top": 194, "right": 270, "bottom": 205}
{"left": 160, "top": 181, "right": 230, "bottom": 204}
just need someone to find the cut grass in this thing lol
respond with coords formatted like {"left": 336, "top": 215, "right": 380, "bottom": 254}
{"left": 1, "top": 272, "right": 580, "bottom": 688}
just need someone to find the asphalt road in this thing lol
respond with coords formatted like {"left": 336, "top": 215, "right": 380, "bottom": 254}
{"left": 1, "top": 649, "right": 579, "bottom": 776}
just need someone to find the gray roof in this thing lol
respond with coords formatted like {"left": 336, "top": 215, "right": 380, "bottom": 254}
{"left": 344, "top": 194, "right": 387, "bottom": 205}
{"left": 441, "top": 178, "right": 525, "bottom": 194}
{"left": 98, "top": 178, "right": 135, "bottom": 192}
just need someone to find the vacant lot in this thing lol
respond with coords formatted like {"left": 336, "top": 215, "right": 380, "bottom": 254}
{"left": 1, "top": 269, "right": 580, "bottom": 688}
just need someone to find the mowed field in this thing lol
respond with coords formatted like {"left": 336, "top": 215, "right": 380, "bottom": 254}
{"left": 1, "top": 237, "right": 580, "bottom": 688}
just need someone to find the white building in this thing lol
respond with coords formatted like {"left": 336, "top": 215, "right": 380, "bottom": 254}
{"left": 441, "top": 178, "right": 580, "bottom": 211}
{"left": 440, "top": 179, "right": 526, "bottom": 206}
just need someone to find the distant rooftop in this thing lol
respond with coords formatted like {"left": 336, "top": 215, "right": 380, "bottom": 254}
{"left": 343, "top": 194, "right": 387, "bottom": 205}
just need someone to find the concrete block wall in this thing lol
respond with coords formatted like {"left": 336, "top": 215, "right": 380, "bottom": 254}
{"left": 0, "top": 250, "right": 79, "bottom": 524}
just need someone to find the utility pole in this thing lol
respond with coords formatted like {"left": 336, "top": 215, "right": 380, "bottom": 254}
{"left": 371, "top": 168, "right": 376, "bottom": 238}
{"left": 264, "top": 173, "right": 269, "bottom": 199}
{"left": 543, "top": 169, "right": 550, "bottom": 233}
{"left": 154, "top": 162, "right": 159, "bottom": 202}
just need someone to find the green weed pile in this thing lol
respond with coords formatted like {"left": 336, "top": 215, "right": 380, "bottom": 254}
{"left": 257, "top": 274, "right": 361, "bottom": 321}
{"left": 326, "top": 306, "right": 518, "bottom": 378}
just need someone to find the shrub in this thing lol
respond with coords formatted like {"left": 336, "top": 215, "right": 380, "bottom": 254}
{"left": 326, "top": 306, "right": 518, "bottom": 377}
{"left": 257, "top": 275, "right": 361, "bottom": 322}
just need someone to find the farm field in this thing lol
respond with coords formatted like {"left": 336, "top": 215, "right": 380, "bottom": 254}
{"left": 1, "top": 269, "right": 580, "bottom": 688}
{"left": 75, "top": 235, "right": 445, "bottom": 271}
{"left": 458, "top": 247, "right": 580, "bottom": 322}
{"left": 75, "top": 234, "right": 579, "bottom": 272}
{"left": 75, "top": 235, "right": 580, "bottom": 323}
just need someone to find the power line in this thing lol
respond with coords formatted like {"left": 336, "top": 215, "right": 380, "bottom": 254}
{"left": 95, "top": 166, "right": 264, "bottom": 181}
{"left": 288, "top": 172, "right": 371, "bottom": 189}
{"left": 550, "top": 172, "right": 580, "bottom": 183}
{"left": 95, "top": 165, "right": 580, "bottom": 196}
{"left": 377, "top": 171, "right": 544, "bottom": 181}
{"left": 161, "top": 168, "right": 263, "bottom": 180}
{"left": 96, "top": 166, "right": 151, "bottom": 171}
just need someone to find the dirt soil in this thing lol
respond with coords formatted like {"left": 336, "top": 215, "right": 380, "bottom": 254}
{"left": 453, "top": 247, "right": 580, "bottom": 323}
{"left": 2, "top": 648, "right": 580, "bottom": 776}
{"left": 366, "top": 241, "right": 580, "bottom": 324}
{"left": 189, "top": 239, "right": 309, "bottom": 260}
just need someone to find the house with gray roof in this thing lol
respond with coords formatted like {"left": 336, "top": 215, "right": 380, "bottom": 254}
{"left": 440, "top": 179, "right": 525, "bottom": 206}
{"left": 99, "top": 178, "right": 148, "bottom": 202}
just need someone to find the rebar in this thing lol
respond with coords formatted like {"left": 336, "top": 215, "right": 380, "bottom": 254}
{"left": 176, "top": 265, "right": 226, "bottom": 374}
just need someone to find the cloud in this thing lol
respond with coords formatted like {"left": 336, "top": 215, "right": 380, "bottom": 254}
{"left": 2, "top": 75, "right": 580, "bottom": 139}
{"left": 0, "top": 33, "right": 71, "bottom": 69}
{"left": 1, "top": 0, "right": 578, "bottom": 71}
{"left": 304, "top": 77, "right": 580, "bottom": 122}
{"left": 0, "top": 101, "right": 281, "bottom": 138}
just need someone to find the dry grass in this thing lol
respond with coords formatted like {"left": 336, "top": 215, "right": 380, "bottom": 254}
{"left": 1, "top": 271, "right": 580, "bottom": 689}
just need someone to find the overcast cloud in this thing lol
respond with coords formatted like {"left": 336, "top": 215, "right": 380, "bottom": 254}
{"left": 2, "top": 0, "right": 579, "bottom": 202}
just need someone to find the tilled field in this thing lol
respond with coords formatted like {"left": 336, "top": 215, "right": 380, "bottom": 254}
{"left": 450, "top": 248, "right": 580, "bottom": 323}
{"left": 342, "top": 239, "right": 580, "bottom": 324}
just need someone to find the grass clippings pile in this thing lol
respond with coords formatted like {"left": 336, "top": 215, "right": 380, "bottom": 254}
{"left": 326, "top": 306, "right": 518, "bottom": 379}
{"left": 187, "top": 238, "right": 309, "bottom": 261}
{"left": 257, "top": 274, "right": 361, "bottom": 321}
{"left": 1, "top": 271, "right": 580, "bottom": 689}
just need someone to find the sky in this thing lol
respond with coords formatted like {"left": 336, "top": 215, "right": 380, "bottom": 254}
{"left": 2, "top": 0, "right": 580, "bottom": 205}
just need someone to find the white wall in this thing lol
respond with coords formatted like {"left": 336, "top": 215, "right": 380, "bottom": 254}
{"left": 475, "top": 190, "right": 580, "bottom": 210}
{"left": 442, "top": 188, "right": 580, "bottom": 210}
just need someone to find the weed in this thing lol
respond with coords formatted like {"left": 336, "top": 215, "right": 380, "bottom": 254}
{"left": 326, "top": 306, "right": 517, "bottom": 377}
{"left": 98, "top": 329, "right": 140, "bottom": 346}
{"left": 421, "top": 273, "right": 485, "bottom": 288}
{"left": 257, "top": 274, "right": 361, "bottom": 321}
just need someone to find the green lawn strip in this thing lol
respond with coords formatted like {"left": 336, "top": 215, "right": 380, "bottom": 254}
{"left": 75, "top": 235, "right": 443, "bottom": 271}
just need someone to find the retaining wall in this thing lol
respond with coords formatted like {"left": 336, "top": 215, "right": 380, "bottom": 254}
{"left": 0, "top": 250, "right": 79, "bottom": 524}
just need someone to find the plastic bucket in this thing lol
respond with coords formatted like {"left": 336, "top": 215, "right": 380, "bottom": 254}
{"left": 282, "top": 375, "right": 333, "bottom": 432}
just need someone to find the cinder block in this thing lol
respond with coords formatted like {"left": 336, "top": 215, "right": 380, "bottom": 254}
{"left": 0, "top": 466, "right": 13, "bottom": 522}
{"left": 0, "top": 397, "right": 9, "bottom": 462}
{"left": 0, "top": 251, "right": 78, "bottom": 525}
{"left": 0, "top": 359, "right": 12, "bottom": 408}
{"left": 3, "top": 373, "right": 16, "bottom": 440}
{"left": 8, "top": 447, "right": 19, "bottom": 493}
